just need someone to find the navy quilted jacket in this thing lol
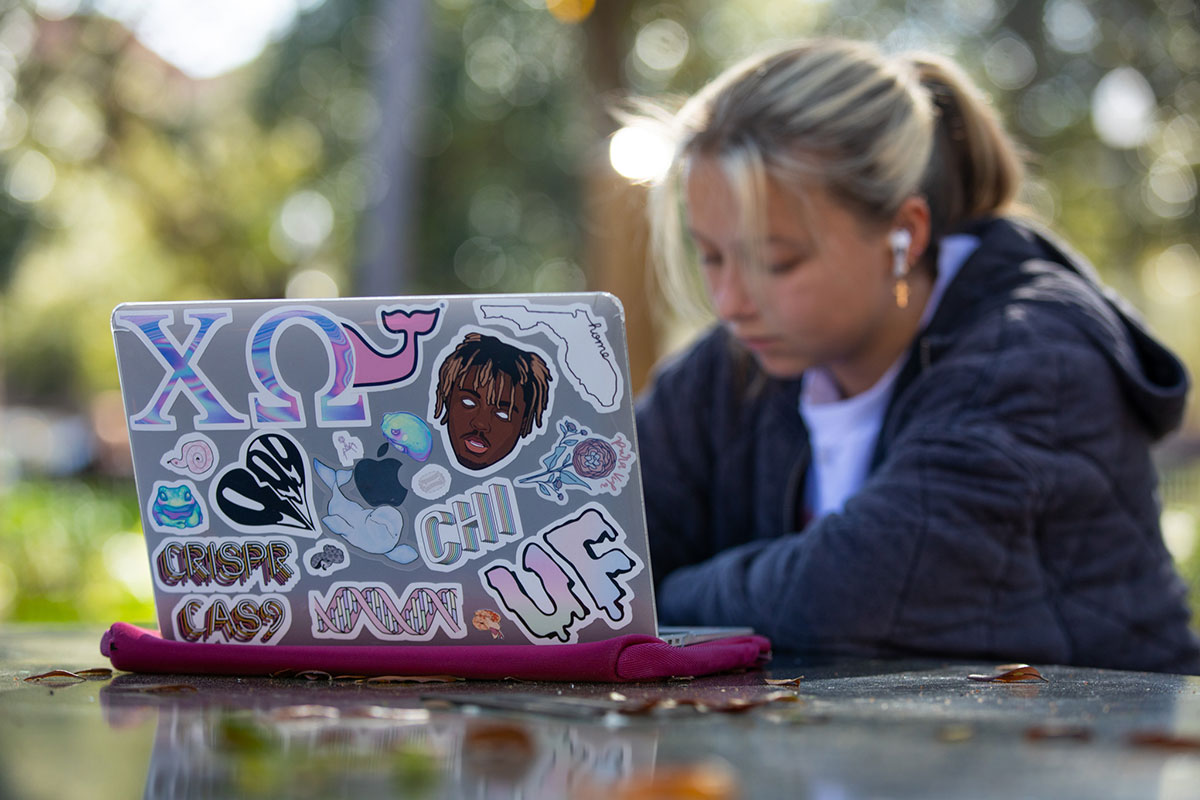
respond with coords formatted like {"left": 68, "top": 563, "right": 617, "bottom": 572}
{"left": 637, "top": 217, "right": 1200, "bottom": 674}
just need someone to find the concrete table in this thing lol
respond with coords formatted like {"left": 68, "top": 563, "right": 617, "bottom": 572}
{"left": 2, "top": 626, "right": 1199, "bottom": 799}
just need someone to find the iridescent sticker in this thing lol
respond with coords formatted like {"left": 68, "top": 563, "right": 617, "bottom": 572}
{"left": 414, "top": 478, "right": 523, "bottom": 572}
{"left": 147, "top": 479, "right": 209, "bottom": 534}
{"left": 112, "top": 307, "right": 249, "bottom": 431}
{"left": 380, "top": 411, "right": 433, "bottom": 462}
{"left": 171, "top": 593, "right": 291, "bottom": 644}
{"left": 479, "top": 504, "right": 644, "bottom": 644}
{"left": 151, "top": 535, "right": 300, "bottom": 593}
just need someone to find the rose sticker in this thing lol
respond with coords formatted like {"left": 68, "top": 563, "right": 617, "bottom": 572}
{"left": 517, "top": 417, "right": 634, "bottom": 504}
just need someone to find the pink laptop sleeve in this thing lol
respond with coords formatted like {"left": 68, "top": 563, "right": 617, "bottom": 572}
{"left": 100, "top": 623, "right": 771, "bottom": 682}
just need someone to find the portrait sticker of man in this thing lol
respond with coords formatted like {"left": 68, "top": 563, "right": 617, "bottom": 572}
{"left": 433, "top": 332, "right": 553, "bottom": 472}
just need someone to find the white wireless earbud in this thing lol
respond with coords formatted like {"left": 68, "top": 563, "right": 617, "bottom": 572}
{"left": 889, "top": 229, "right": 912, "bottom": 276}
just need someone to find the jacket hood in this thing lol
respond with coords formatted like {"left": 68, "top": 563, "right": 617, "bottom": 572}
{"left": 931, "top": 218, "right": 1190, "bottom": 441}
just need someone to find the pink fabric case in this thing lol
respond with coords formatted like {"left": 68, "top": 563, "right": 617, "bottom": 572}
{"left": 100, "top": 623, "right": 771, "bottom": 682}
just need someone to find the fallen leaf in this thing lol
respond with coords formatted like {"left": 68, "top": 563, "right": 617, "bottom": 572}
{"left": 295, "top": 670, "right": 333, "bottom": 682}
{"left": 764, "top": 676, "right": 805, "bottom": 686}
{"left": 967, "top": 664, "right": 1048, "bottom": 683}
{"left": 937, "top": 724, "right": 975, "bottom": 743}
{"left": 365, "top": 675, "right": 464, "bottom": 684}
{"left": 77, "top": 668, "right": 114, "bottom": 679}
{"left": 107, "top": 684, "right": 198, "bottom": 694}
{"left": 463, "top": 722, "right": 536, "bottom": 781}
{"left": 24, "top": 670, "right": 85, "bottom": 685}
{"left": 587, "top": 762, "right": 739, "bottom": 800}
{"left": 1128, "top": 732, "right": 1200, "bottom": 751}
{"left": 1025, "top": 724, "right": 1092, "bottom": 742}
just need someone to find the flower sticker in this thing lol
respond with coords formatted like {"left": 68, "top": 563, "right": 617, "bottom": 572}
{"left": 517, "top": 417, "right": 635, "bottom": 504}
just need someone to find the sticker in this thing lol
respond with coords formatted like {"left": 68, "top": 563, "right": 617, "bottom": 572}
{"left": 171, "top": 593, "right": 290, "bottom": 644}
{"left": 472, "top": 608, "right": 505, "bottom": 639}
{"left": 412, "top": 464, "right": 452, "bottom": 501}
{"left": 309, "top": 581, "right": 466, "bottom": 641}
{"left": 415, "top": 478, "right": 523, "bottom": 571}
{"left": 353, "top": 445, "right": 410, "bottom": 507}
{"left": 305, "top": 540, "right": 350, "bottom": 576}
{"left": 246, "top": 306, "right": 368, "bottom": 428}
{"left": 211, "top": 431, "right": 319, "bottom": 536}
{"left": 428, "top": 329, "right": 555, "bottom": 475}
{"left": 313, "top": 457, "right": 417, "bottom": 565}
{"left": 380, "top": 411, "right": 433, "bottom": 462}
{"left": 542, "top": 505, "right": 642, "bottom": 625}
{"left": 517, "top": 417, "right": 634, "bottom": 504}
{"left": 112, "top": 307, "right": 250, "bottom": 431}
{"left": 152, "top": 536, "right": 300, "bottom": 593}
{"left": 161, "top": 433, "right": 219, "bottom": 480}
{"left": 147, "top": 480, "right": 209, "bottom": 534}
{"left": 479, "top": 541, "right": 587, "bottom": 644}
{"left": 342, "top": 306, "right": 442, "bottom": 388}
{"left": 480, "top": 504, "right": 644, "bottom": 644}
{"left": 477, "top": 301, "right": 623, "bottom": 412}
{"left": 332, "top": 430, "right": 364, "bottom": 467}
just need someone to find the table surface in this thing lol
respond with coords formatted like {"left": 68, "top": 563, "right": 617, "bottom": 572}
{"left": 2, "top": 626, "right": 1199, "bottom": 800}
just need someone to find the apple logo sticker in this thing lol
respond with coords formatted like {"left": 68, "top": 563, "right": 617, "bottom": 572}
{"left": 351, "top": 443, "right": 411, "bottom": 507}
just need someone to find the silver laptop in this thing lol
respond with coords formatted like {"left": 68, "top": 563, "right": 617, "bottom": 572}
{"left": 111, "top": 293, "right": 661, "bottom": 647}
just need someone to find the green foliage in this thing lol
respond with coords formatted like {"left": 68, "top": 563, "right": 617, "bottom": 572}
{"left": 0, "top": 478, "right": 154, "bottom": 623}
{"left": 1, "top": 0, "right": 1199, "bottom": 624}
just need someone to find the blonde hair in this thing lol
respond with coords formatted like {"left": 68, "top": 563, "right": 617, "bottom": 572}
{"left": 647, "top": 38, "right": 1025, "bottom": 314}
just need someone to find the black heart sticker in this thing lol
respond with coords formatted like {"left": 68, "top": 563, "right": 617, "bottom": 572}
{"left": 215, "top": 432, "right": 315, "bottom": 531}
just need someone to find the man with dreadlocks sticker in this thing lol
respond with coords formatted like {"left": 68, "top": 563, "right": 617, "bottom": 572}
{"left": 433, "top": 332, "right": 553, "bottom": 472}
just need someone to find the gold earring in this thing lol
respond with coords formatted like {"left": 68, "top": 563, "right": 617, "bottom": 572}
{"left": 889, "top": 229, "right": 912, "bottom": 310}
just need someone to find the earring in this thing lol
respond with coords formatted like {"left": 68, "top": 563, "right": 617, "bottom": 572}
{"left": 889, "top": 229, "right": 912, "bottom": 309}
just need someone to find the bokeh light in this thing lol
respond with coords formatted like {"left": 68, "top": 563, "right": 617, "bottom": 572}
{"left": 545, "top": 0, "right": 595, "bottom": 25}
{"left": 609, "top": 124, "right": 673, "bottom": 182}
{"left": 6, "top": 148, "right": 55, "bottom": 203}
{"left": 1092, "top": 67, "right": 1156, "bottom": 149}
{"left": 983, "top": 34, "right": 1036, "bottom": 91}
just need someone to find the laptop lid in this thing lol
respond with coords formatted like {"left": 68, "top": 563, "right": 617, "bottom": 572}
{"left": 111, "top": 292, "right": 657, "bottom": 647}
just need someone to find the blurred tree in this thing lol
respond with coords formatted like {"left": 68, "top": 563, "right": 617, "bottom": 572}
{"left": 0, "top": 7, "right": 335, "bottom": 407}
{"left": 0, "top": 0, "right": 1197, "bottom": 417}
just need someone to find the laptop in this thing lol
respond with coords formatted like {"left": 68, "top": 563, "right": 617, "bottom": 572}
{"left": 111, "top": 292, "right": 675, "bottom": 648}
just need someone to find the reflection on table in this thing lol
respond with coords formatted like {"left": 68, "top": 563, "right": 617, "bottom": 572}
{"left": 3, "top": 626, "right": 1200, "bottom": 800}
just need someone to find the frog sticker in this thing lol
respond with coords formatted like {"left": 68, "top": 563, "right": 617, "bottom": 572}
{"left": 148, "top": 480, "right": 209, "bottom": 534}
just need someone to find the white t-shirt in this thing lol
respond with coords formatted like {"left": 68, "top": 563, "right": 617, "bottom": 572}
{"left": 801, "top": 234, "right": 980, "bottom": 519}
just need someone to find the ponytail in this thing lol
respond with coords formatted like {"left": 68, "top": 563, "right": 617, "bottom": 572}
{"left": 906, "top": 53, "right": 1025, "bottom": 238}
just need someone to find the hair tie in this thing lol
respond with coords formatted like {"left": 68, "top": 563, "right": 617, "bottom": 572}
{"left": 927, "top": 82, "right": 967, "bottom": 142}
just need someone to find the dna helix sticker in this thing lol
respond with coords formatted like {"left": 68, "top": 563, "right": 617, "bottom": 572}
{"left": 308, "top": 582, "right": 466, "bottom": 642}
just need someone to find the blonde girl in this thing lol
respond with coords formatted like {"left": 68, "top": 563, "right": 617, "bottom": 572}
{"left": 636, "top": 38, "right": 1199, "bottom": 673}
